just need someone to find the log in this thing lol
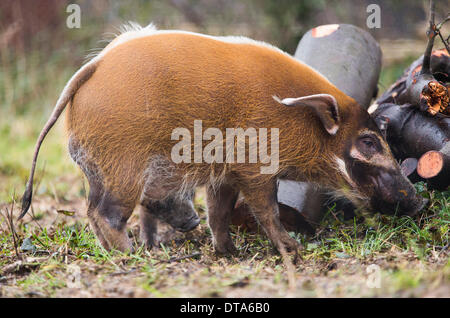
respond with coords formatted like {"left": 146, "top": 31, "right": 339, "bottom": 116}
{"left": 374, "top": 49, "right": 450, "bottom": 116}
{"left": 370, "top": 47, "right": 450, "bottom": 190}
{"left": 417, "top": 150, "right": 444, "bottom": 179}
{"left": 400, "top": 157, "right": 419, "bottom": 177}
{"left": 371, "top": 102, "right": 450, "bottom": 189}
{"left": 294, "top": 24, "right": 382, "bottom": 109}
{"left": 276, "top": 180, "right": 323, "bottom": 225}
{"left": 230, "top": 181, "right": 321, "bottom": 235}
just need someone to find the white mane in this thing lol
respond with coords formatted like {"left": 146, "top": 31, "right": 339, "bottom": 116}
{"left": 93, "top": 22, "right": 292, "bottom": 62}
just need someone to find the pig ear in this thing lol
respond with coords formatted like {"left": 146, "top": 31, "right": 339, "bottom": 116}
{"left": 274, "top": 94, "right": 340, "bottom": 135}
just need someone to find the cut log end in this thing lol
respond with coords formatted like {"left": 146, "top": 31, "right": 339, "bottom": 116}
{"left": 432, "top": 49, "right": 449, "bottom": 57}
{"left": 311, "top": 24, "right": 339, "bottom": 38}
{"left": 417, "top": 150, "right": 444, "bottom": 178}
{"left": 422, "top": 81, "right": 450, "bottom": 115}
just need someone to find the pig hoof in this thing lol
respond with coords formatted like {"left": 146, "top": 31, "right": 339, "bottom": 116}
{"left": 143, "top": 242, "right": 153, "bottom": 250}
{"left": 281, "top": 237, "right": 302, "bottom": 253}
{"left": 214, "top": 240, "right": 238, "bottom": 256}
{"left": 277, "top": 238, "right": 303, "bottom": 264}
{"left": 175, "top": 215, "right": 201, "bottom": 232}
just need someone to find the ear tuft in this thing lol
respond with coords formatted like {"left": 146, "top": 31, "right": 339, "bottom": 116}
{"left": 278, "top": 93, "right": 340, "bottom": 135}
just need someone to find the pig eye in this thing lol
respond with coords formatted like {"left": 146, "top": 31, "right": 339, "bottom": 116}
{"left": 362, "top": 138, "right": 374, "bottom": 148}
{"left": 357, "top": 135, "right": 380, "bottom": 153}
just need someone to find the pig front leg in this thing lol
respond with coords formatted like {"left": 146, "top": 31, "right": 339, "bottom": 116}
{"left": 139, "top": 207, "right": 159, "bottom": 248}
{"left": 206, "top": 183, "right": 239, "bottom": 254}
{"left": 240, "top": 181, "right": 301, "bottom": 254}
{"left": 139, "top": 207, "right": 178, "bottom": 248}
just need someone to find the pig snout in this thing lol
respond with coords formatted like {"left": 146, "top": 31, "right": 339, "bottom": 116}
{"left": 370, "top": 170, "right": 427, "bottom": 216}
{"left": 146, "top": 195, "right": 200, "bottom": 232}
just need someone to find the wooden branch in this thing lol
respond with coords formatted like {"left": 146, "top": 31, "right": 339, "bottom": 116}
{"left": 421, "top": 0, "right": 436, "bottom": 75}
{"left": 437, "top": 30, "right": 450, "bottom": 55}
{"left": 436, "top": 14, "right": 450, "bottom": 29}
{"left": 435, "top": 13, "right": 450, "bottom": 55}
{"left": 1, "top": 199, "right": 21, "bottom": 259}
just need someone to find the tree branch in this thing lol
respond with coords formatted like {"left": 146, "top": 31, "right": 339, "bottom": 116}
{"left": 438, "top": 31, "right": 450, "bottom": 55}
{"left": 421, "top": 0, "right": 436, "bottom": 75}
{"left": 435, "top": 14, "right": 450, "bottom": 55}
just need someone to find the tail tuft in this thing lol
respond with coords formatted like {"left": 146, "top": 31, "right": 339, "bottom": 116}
{"left": 18, "top": 181, "right": 33, "bottom": 220}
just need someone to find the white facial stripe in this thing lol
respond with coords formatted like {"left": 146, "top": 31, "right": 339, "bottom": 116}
{"left": 334, "top": 156, "right": 357, "bottom": 189}
{"left": 335, "top": 157, "right": 349, "bottom": 178}
{"left": 350, "top": 146, "right": 394, "bottom": 169}
{"left": 370, "top": 153, "right": 396, "bottom": 169}
{"left": 350, "top": 147, "right": 367, "bottom": 162}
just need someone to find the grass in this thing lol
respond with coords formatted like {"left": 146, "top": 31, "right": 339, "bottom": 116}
{"left": 0, "top": 36, "right": 448, "bottom": 297}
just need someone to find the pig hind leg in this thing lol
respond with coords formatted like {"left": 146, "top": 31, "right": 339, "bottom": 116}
{"left": 69, "top": 138, "right": 133, "bottom": 252}
{"left": 240, "top": 180, "right": 300, "bottom": 254}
